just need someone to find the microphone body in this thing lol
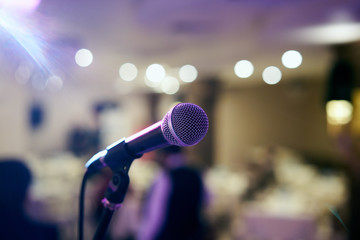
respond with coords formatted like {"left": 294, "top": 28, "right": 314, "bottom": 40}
{"left": 85, "top": 103, "right": 208, "bottom": 173}
{"left": 124, "top": 121, "right": 168, "bottom": 156}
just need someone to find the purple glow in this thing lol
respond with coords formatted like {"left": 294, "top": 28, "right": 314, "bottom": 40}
{"left": 0, "top": 0, "right": 41, "bottom": 13}
{"left": 0, "top": 9, "right": 52, "bottom": 79}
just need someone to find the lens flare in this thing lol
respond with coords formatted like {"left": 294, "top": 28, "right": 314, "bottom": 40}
{"left": 0, "top": 9, "right": 52, "bottom": 77}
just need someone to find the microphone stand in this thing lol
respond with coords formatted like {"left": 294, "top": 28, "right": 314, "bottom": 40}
{"left": 91, "top": 140, "right": 141, "bottom": 240}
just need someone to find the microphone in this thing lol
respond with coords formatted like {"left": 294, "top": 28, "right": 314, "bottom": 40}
{"left": 85, "top": 103, "right": 209, "bottom": 172}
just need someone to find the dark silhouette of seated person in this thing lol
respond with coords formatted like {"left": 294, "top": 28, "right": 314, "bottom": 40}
{"left": 138, "top": 146, "right": 208, "bottom": 240}
{"left": 0, "top": 159, "right": 59, "bottom": 240}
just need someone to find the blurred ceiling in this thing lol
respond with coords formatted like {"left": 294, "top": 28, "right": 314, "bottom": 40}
{"left": 1, "top": 0, "right": 360, "bottom": 92}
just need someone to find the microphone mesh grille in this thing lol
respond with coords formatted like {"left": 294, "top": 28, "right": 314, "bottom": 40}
{"left": 161, "top": 103, "right": 209, "bottom": 146}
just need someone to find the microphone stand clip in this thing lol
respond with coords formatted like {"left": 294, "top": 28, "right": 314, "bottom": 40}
{"left": 92, "top": 139, "right": 142, "bottom": 240}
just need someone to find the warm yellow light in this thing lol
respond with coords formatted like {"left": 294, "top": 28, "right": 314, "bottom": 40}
{"left": 326, "top": 100, "right": 353, "bottom": 125}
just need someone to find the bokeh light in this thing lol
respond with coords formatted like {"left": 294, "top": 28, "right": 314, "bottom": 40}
{"left": 282, "top": 50, "right": 303, "bottom": 69}
{"left": 263, "top": 66, "right": 282, "bottom": 85}
{"left": 294, "top": 22, "right": 360, "bottom": 44}
{"left": 15, "top": 63, "right": 32, "bottom": 84}
{"left": 326, "top": 100, "right": 353, "bottom": 125}
{"left": 146, "top": 64, "right": 166, "bottom": 82}
{"left": 0, "top": 0, "right": 41, "bottom": 12}
{"left": 75, "top": 48, "right": 93, "bottom": 67}
{"left": 47, "top": 75, "right": 63, "bottom": 92}
{"left": 119, "top": 63, "right": 138, "bottom": 81}
{"left": 31, "top": 73, "right": 47, "bottom": 90}
{"left": 144, "top": 76, "right": 161, "bottom": 89}
{"left": 234, "top": 60, "right": 254, "bottom": 78}
{"left": 179, "top": 65, "right": 198, "bottom": 83}
{"left": 161, "top": 76, "right": 180, "bottom": 95}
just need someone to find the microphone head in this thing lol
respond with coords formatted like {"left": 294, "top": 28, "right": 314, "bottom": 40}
{"left": 161, "top": 103, "right": 209, "bottom": 146}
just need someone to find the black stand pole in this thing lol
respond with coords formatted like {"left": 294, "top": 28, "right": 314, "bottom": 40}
{"left": 93, "top": 208, "right": 114, "bottom": 240}
{"left": 92, "top": 170, "right": 130, "bottom": 240}
{"left": 89, "top": 139, "right": 140, "bottom": 240}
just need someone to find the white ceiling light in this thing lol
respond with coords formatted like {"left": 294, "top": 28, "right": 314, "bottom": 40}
{"left": 161, "top": 76, "right": 180, "bottom": 95}
{"left": 119, "top": 63, "right": 138, "bottom": 81}
{"left": 75, "top": 49, "right": 93, "bottom": 67}
{"left": 262, "top": 66, "right": 282, "bottom": 85}
{"left": 146, "top": 64, "right": 166, "bottom": 82}
{"left": 282, "top": 50, "right": 302, "bottom": 69}
{"left": 294, "top": 22, "right": 360, "bottom": 44}
{"left": 234, "top": 60, "right": 254, "bottom": 78}
{"left": 179, "top": 65, "right": 198, "bottom": 83}
{"left": 291, "top": 10, "right": 360, "bottom": 44}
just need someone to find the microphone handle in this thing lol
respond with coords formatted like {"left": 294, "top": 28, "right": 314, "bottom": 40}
{"left": 124, "top": 121, "right": 170, "bottom": 155}
{"left": 86, "top": 121, "right": 170, "bottom": 173}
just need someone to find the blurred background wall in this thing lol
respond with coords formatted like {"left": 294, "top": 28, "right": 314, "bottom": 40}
{"left": 1, "top": 1, "right": 360, "bottom": 240}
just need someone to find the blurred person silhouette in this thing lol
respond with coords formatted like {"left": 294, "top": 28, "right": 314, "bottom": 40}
{"left": 0, "top": 159, "right": 59, "bottom": 240}
{"left": 336, "top": 130, "right": 360, "bottom": 240}
{"left": 137, "top": 146, "right": 210, "bottom": 240}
